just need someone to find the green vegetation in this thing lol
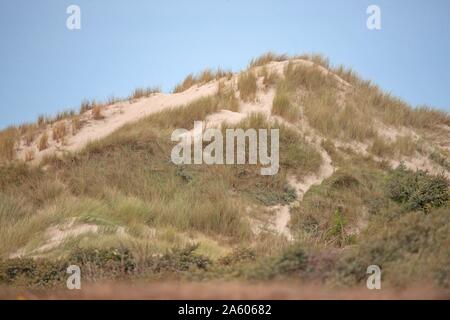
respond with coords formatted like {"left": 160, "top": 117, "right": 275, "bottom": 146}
{"left": 0, "top": 53, "right": 450, "bottom": 290}
{"left": 386, "top": 164, "right": 448, "bottom": 212}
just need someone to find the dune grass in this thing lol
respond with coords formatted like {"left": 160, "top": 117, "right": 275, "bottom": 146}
{"left": 0, "top": 128, "right": 17, "bottom": 162}
{"left": 52, "top": 122, "right": 67, "bottom": 143}
{"left": 272, "top": 85, "right": 300, "bottom": 122}
{"left": 238, "top": 71, "right": 257, "bottom": 102}
{"left": 173, "top": 68, "right": 232, "bottom": 93}
{"left": 129, "top": 86, "right": 160, "bottom": 100}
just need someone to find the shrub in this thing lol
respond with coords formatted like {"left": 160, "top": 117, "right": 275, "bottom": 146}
{"left": 238, "top": 72, "right": 257, "bottom": 102}
{"left": 336, "top": 207, "right": 450, "bottom": 287}
{"left": 68, "top": 247, "right": 136, "bottom": 280}
{"left": 219, "top": 248, "right": 256, "bottom": 266}
{"left": 246, "top": 244, "right": 307, "bottom": 280}
{"left": 387, "top": 164, "right": 449, "bottom": 212}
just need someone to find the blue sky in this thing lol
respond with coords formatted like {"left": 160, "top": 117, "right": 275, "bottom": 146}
{"left": 0, "top": 0, "right": 449, "bottom": 128}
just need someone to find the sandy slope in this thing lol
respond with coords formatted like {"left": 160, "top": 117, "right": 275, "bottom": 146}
{"left": 17, "top": 81, "right": 220, "bottom": 164}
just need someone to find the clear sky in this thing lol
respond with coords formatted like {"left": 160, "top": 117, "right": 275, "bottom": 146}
{"left": 0, "top": 0, "right": 449, "bottom": 128}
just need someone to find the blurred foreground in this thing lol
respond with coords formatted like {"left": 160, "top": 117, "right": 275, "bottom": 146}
{"left": 1, "top": 281, "right": 449, "bottom": 300}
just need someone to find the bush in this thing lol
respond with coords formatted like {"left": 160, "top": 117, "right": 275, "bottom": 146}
{"left": 219, "top": 248, "right": 256, "bottom": 266}
{"left": 0, "top": 258, "right": 66, "bottom": 287}
{"left": 387, "top": 164, "right": 449, "bottom": 212}
{"left": 246, "top": 244, "right": 307, "bottom": 280}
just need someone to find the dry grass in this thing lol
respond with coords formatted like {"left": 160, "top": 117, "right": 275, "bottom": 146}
{"left": 79, "top": 99, "right": 92, "bottom": 114}
{"left": 272, "top": 86, "right": 300, "bottom": 122}
{"left": 174, "top": 68, "right": 232, "bottom": 93}
{"left": 21, "top": 124, "right": 38, "bottom": 146}
{"left": 0, "top": 128, "right": 17, "bottom": 162}
{"left": 92, "top": 105, "right": 104, "bottom": 120}
{"left": 71, "top": 116, "right": 83, "bottom": 135}
{"left": 249, "top": 52, "right": 288, "bottom": 68}
{"left": 238, "top": 71, "right": 257, "bottom": 102}
{"left": 52, "top": 122, "right": 67, "bottom": 142}
{"left": 129, "top": 86, "right": 160, "bottom": 100}
{"left": 369, "top": 135, "right": 417, "bottom": 158}
{"left": 38, "top": 132, "right": 49, "bottom": 151}
{"left": 260, "top": 66, "right": 279, "bottom": 88}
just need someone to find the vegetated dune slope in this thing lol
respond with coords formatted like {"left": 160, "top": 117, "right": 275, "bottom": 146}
{"left": 0, "top": 53, "right": 449, "bottom": 292}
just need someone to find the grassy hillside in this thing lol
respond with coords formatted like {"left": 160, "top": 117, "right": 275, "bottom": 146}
{"left": 0, "top": 53, "right": 449, "bottom": 290}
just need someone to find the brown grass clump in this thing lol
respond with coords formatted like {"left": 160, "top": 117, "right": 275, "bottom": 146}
{"left": 22, "top": 124, "right": 38, "bottom": 146}
{"left": 71, "top": 116, "right": 83, "bottom": 135}
{"left": 52, "top": 122, "right": 67, "bottom": 142}
{"left": 0, "top": 128, "right": 17, "bottom": 161}
{"left": 238, "top": 72, "right": 257, "bottom": 102}
{"left": 92, "top": 105, "right": 104, "bottom": 120}
{"left": 173, "top": 68, "right": 233, "bottom": 93}
{"left": 38, "top": 132, "right": 49, "bottom": 151}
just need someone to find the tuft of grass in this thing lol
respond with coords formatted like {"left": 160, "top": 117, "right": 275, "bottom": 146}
{"left": 38, "top": 132, "right": 49, "bottom": 151}
{"left": 272, "top": 86, "right": 300, "bottom": 122}
{"left": 92, "top": 105, "right": 104, "bottom": 120}
{"left": 0, "top": 128, "right": 17, "bottom": 162}
{"left": 238, "top": 72, "right": 257, "bottom": 102}
{"left": 260, "top": 66, "right": 279, "bottom": 88}
{"left": 129, "top": 86, "right": 160, "bottom": 100}
{"left": 249, "top": 52, "right": 288, "bottom": 68}
{"left": 71, "top": 116, "right": 83, "bottom": 135}
{"left": 79, "top": 99, "right": 92, "bottom": 114}
{"left": 52, "top": 122, "right": 67, "bottom": 143}
{"left": 173, "top": 68, "right": 232, "bottom": 93}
